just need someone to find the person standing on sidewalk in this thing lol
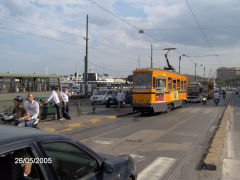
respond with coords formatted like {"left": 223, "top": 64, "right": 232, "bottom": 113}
{"left": 24, "top": 93, "right": 39, "bottom": 127}
{"left": 45, "top": 87, "right": 63, "bottom": 121}
{"left": 60, "top": 87, "right": 71, "bottom": 119}
{"left": 117, "top": 89, "right": 125, "bottom": 109}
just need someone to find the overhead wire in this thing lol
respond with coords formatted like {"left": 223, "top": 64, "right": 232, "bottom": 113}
{"left": 143, "top": 25, "right": 240, "bottom": 31}
{"left": 1, "top": 13, "right": 153, "bottom": 59}
{"left": 0, "top": 25, "right": 84, "bottom": 46}
{"left": 184, "top": 0, "right": 221, "bottom": 65}
{"left": 0, "top": 14, "right": 82, "bottom": 37}
{"left": 0, "top": 25, "right": 149, "bottom": 66}
{"left": 86, "top": 0, "right": 140, "bottom": 31}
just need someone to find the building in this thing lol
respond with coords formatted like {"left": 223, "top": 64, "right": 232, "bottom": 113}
{"left": 217, "top": 67, "right": 240, "bottom": 79}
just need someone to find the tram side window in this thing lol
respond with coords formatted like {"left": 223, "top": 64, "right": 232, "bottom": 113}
{"left": 0, "top": 83, "right": 9, "bottom": 93}
{"left": 0, "top": 77, "right": 12, "bottom": 93}
{"left": 184, "top": 81, "right": 187, "bottom": 90}
{"left": 181, "top": 80, "right": 184, "bottom": 90}
{"left": 177, "top": 79, "right": 180, "bottom": 90}
{"left": 49, "top": 77, "right": 59, "bottom": 90}
{"left": 168, "top": 77, "right": 172, "bottom": 91}
{"left": 153, "top": 77, "right": 156, "bottom": 89}
{"left": 173, "top": 79, "right": 176, "bottom": 91}
{"left": 156, "top": 78, "right": 166, "bottom": 90}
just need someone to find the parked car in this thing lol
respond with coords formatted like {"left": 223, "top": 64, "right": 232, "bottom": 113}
{"left": 123, "top": 90, "right": 132, "bottom": 104}
{"left": 0, "top": 126, "right": 137, "bottom": 180}
{"left": 105, "top": 90, "right": 131, "bottom": 108}
{"left": 90, "top": 89, "right": 117, "bottom": 104}
{"left": 105, "top": 90, "right": 118, "bottom": 107}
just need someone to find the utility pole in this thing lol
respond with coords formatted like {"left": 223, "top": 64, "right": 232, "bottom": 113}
{"left": 151, "top": 44, "right": 153, "bottom": 68}
{"left": 84, "top": 14, "right": 88, "bottom": 97}
{"left": 204, "top": 66, "right": 206, "bottom": 78}
{"left": 179, "top": 56, "right": 181, "bottom": 74}
{"left": 138, "top": 55, "right": 140, "bottom": 69}
{"left": 195, "top": 63, "right": 197, "bottom": 80}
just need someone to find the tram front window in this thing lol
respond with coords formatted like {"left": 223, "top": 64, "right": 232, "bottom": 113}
{"left": 134, "top": 74, "right": 152, "bottom": 89}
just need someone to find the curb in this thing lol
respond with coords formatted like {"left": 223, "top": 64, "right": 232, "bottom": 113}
{"left": 202, "top": 96, "right": 232, "bottom": 170}
{"left": 42, "top": 111, "right": 136, "bottom": 133}
{"left": 116, "top": 111, "right": 137, "bottom": 118}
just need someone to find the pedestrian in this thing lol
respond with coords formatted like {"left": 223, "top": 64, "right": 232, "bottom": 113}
{"left": 117, "top": 89, "right": 125, "bottom": 109}
{"left": 45, "top": 87, "right": 63, "bottom": 121}
{"left": 91, "top": 100, "right": 96, "bottom": 113}
{"left": 60, "top": 87, "right": 71, "bottom": 119}
{"left": 24, "top": 93, "right": 39, "bottom": 127}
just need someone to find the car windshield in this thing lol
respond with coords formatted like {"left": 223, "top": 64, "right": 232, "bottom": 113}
{"left": 94, "top": 90, "right": 108, "bottom": 95}
{"left": 134, "top": 74, "right": 152, "bottom": 89}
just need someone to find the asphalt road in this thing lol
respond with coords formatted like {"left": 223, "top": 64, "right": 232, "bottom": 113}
{"left": 63, "top": 94, "right": 231, "bottom": 180}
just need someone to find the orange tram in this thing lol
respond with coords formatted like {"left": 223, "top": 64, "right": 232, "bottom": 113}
{"left": 132, "top": 68, "right": 187, "bottom": 114}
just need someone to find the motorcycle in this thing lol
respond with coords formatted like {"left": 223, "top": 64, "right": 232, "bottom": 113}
{"left": 214, "top": 98, "right": 219, "bottom": 106}
{"left": 0, "top": 113, "right": 38, "bottom": 128}
{"left": 0, "top": 113, "right": 16, "bottom": 125}
{"left": 202, "top": 96, "right": 207, "bottom": 105}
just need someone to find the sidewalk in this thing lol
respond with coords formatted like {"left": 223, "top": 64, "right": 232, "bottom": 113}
{"left": 38, "top": 104, "right": 135, "bottom": 133}
{"left": 220, "top": 94, "right": 240, "bottom": 180}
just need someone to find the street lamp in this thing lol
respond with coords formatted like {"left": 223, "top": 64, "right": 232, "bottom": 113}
{"left": 179, "top": 54, "right": 188, "bottom": 74}
{"left": 138, "top": 29, "right": 152, "bottom": 68}
{"left": 200, "top": 64, "right": 206, "bottom": 79}
{"left": 139, "top": 29, "right": 144, "bottom": 34}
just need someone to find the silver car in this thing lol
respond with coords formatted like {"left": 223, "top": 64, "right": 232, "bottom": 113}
{"left": 90, "top": 89, "right": 117, "bottom": 104}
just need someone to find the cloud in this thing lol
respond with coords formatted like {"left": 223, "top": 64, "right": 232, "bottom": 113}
{"left": 1, "top": 0, "right": 240, "bottom": 76}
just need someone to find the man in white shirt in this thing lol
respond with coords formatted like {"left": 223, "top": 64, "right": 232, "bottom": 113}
{"left": 117, "top": 89, "right": 125, "bottom": 109}
{"left": 23, "top": 93, "right": 39, "bottom": 127}
{"left": 60, "top": 87, "right": 71, "bottom": 119}
{"left": 45, "top": 87, "right": 63, "bottom": 120}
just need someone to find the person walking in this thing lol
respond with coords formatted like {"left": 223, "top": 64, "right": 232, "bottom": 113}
{"left": 24, "top": 93, "right": 39, "bottom": 127}
{"left": 117, "top": 89, "right": 125, "bottom": 109}
{"left": 60, "top": 87, "right": 71, "bottom": 119}
{"left": 45, "top": 87, "right": 63, "bottom": 121}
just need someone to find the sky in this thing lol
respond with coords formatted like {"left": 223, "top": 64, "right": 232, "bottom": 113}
{"left": 1, "top": 0, "right": 240, "bottom": 77}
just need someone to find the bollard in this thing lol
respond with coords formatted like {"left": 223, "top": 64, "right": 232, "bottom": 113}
{"left": 77, "top": 100, "right": 81, "bottom": 116}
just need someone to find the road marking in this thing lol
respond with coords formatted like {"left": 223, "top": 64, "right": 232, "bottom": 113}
{"left": 107, "top": 115, "right": 117, "bottom": 119}
{"left": 92, "top": 140, "right": 113, "bottom": 145}
{"left": 227, "top": 108, "right": 235, "bottom": 158}
{"left": 67, "top": 123, "right": 82, "bottom": 129}
{"left": 90, "top": 119, "right": 102, "bottom": 124}
{"left": 130, "top": 154, "right": 145, "bottom": 162}
{"left": 222, "top": 159, "right": 240, "bottom": 179}
{"left": 43, "top": 128, "right": 56, "bottom": 132}
{"left": 138, "top": 157, "right": 176, "bottom": 180}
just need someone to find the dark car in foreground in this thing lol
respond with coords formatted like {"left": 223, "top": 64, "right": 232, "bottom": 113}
{"left": 0, "top": 126, "right": 137, "bottom": 180}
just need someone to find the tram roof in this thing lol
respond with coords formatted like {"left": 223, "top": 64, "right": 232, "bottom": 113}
{"left": 0, "top": 72, "right": 59, "bottom": 78}
{"left": 133, "top": 68, "right": 184, "bottom": 75}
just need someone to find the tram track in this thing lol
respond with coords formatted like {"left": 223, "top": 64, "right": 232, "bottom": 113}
{"left": 65, "top": 106, "right": 187, "bottom": 143}
{"left": 166, "top": 96, "right": 231, "bottom": 180}
{"left": 64, "top": 100, "right": 229, "bottom": 180}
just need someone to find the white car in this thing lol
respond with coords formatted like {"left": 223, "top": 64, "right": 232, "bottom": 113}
{"left": 90, "top": 89, "right": 117, "bottom": 104}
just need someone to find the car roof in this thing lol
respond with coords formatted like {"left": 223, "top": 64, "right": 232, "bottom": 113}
{"left": 0, "top": 126, "right": 63, "bottom": 146}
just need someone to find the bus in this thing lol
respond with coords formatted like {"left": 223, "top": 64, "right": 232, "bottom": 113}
{"left": 199, "top": 81, "right": 214, "bottom": 99}
{"left": 187, "top": 82, "right": 202, "bottom": 102}
{"left": 0, "top": 73, "right": 60, "bottom": 113}
{"left": 132, "top": 68, "right": 187, "bottom": 114}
